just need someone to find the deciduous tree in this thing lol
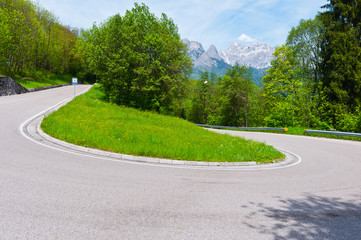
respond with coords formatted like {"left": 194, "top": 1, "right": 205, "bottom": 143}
{"left": 82, "top": 3, "right": 192, "bottom": 114}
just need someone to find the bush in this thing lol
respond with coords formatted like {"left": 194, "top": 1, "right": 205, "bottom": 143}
{"left": 335, "top": 112, "right": 358, "bottom": 132}
{"left": 357, "top": 112, "right": 361, "bottom": 133}
{"left": 264, "top": 101, "right": 300, "bottom": 127}
{"left": 309, "top": 115, "right": 332, "bottom": 131}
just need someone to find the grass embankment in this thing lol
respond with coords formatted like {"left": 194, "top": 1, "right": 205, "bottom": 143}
{"left": 41, "top": 85, "right": 285, "bottom": 163}
{"left": 15, "top": 75, "right": 70, "bottom": 89}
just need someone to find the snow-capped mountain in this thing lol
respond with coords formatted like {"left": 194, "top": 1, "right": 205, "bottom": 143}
{"left": 183, "top": 38, "right": 274, "bottom": 79}
{"left": 183, "top": 39, "right": 229, "bottom": 78}
{"left": 220, "top": 42, "right": 275, "bottom": 69}
{"left": 183, "top": 39, "right": 205, "bottom": 63}
{"left": 194, "top": 44, "right": 228, "bottom": 69}
{"left": 183, "top": 39, "right": 231, "bottom": 78}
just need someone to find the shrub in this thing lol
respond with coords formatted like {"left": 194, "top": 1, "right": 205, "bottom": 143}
{"left": 264, "top": 101, "right": 300, "bottom": 127}
{"left": 309, "top": 115, "right": 332, "bottom": 131}
{"left": 335, "top": 112, "right": 358, "bottom": 132}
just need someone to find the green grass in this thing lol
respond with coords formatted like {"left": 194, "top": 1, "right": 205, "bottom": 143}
{"left": 15, "top": 76, "right": 70, "bottom": 89}
{"left": 41, "top": 84, "right": 285, "bottom": 163}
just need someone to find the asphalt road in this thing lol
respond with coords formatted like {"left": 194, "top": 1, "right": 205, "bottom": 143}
{"left": 1, "top": 85, "right": 361, "bottom": 240}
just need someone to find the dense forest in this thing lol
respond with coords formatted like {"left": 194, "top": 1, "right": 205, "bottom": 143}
{"left": 1, "top": 0, "right": 361, "bottom": 132}
{"left": 0, "top": 0, "right": 85, "bottom": 80}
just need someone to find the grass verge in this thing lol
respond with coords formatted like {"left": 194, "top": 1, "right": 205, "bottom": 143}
{"left": 41, "top": 85, "right": 285, "bottom": 163}
{"left": 15, "top": 75, "right": 70, "bottom": 89}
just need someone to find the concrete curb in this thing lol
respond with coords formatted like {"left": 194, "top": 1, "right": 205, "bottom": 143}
{"left": 22, "top": 88, "right": 302, "bottom": 170}
{"left": 35, "top": 118, "right": 259, "bottom": 167}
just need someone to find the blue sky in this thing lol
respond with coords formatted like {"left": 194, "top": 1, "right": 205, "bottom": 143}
{"left": 34, "top": 0, "right": 327, "bottom": 50}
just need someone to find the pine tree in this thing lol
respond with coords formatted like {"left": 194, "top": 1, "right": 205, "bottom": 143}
{"left": 319, "top": 0, "right": 361, "bottom": 116}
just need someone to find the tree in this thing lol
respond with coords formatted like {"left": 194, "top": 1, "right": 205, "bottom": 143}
{"left": 218, "top": 65, "right": 255, "bottom": 127}
{"left": 262, "top": 45, "right": 311, "bottom": 127}
{"left": 287, "top": 17, "right": 325, "bottom": 95}
{"left": 319, "top": 0, "right": 361, "bottom": 118}
{"left": 0, "top": 0, "right": 81, "bottom": 77}
{"left": 82, "top": 3, "right": 192, "bottom": 114}
{"left": 186, "top": 72, "right": 219, "bottom": 124}
{"left": 0, "top": 7, "right": 11, "bottom": 71}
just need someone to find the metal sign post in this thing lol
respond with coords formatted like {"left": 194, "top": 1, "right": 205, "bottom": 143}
{"left": 72, "top": 78, "right": 78, "bottom": 102}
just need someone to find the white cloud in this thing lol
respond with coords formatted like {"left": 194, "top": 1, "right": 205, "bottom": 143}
{"left": 238, "top": 34, "right": 258, "bottom": 43}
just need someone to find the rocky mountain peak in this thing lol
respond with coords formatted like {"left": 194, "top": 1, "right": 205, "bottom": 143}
{"left": 182, "top": 38, "right": 190, "bottom": 45}
{"left": 183, "top": 38, "right": 205, "bottom": 62}
{"left": 206, "top": 44, "right": 222, "bottom": 61}
{"left": 184, "top": 39, "right": 274, "bottom": 79}
{"left": 220, "top": 42, "right": 275, "bottom": 69}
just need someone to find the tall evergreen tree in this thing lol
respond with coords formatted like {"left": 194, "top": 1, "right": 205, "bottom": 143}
{"left": 319, "top": 0, "right": 361, "bottom": 116}
{"left": 218, "top": 65, "right": 255, "bottom": 127}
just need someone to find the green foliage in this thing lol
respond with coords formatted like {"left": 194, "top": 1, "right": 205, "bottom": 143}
{"left": 262, "top": 46, "right": 302, "bottom": 99}
{"left": 331, "top": 108, "right": 361, "bottom": 133}
{"left": 15, "top": 74, "right": 72, "bottom": 89}
{"left": 0, "top": 0, "right": 85, "bottom": 79}
{"left": 217, "top": 65, "right": 256, "bottom": 127}
{"left": 264, "top": 101, "right": 299, "bottom": 127}
{"left": 186, "top": 72, "right": 218, "bottom": 124}
{"left": 185, "top": 66, "right": 258, "bottom": 127}
{"left": 250, "top": 68, "right": 268, "bottom": 86}
{"left": 262, "top": 45, "right": 305, "bottom": 126}
{"left": 319, "top": 0, "right": 361, "bottom": 120}
{"left": 287, "top": 17, "right": 324, "bottom": 88}
{"left": 81, "top": 3, "right": 192, "bottom": 114}
{"left": 335, "top": 112, "right": 358, "bottom": 133}
{"left": 184, "top": 2, "right": 361, "bottom": 134}
{"left": 42, "top": 84, "right": 285, "bottom": 163}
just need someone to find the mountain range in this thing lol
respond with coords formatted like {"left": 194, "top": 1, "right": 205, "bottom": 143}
{"left": 183, "top": 39, "right": 275, "bottom": 83}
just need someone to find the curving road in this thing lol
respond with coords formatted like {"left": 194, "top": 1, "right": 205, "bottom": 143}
{"left": 1, "top": 85, "right": 361, "bottom": 240}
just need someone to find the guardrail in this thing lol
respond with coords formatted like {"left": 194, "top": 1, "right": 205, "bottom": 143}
{"left": 196, "top": 124, "right": 288, "bottom": 132}
{"left": 304, "top": 129, "right": 361, "bottom": 138}
{"left": 197, "top": 124, "right": 361, "bottom": 138}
